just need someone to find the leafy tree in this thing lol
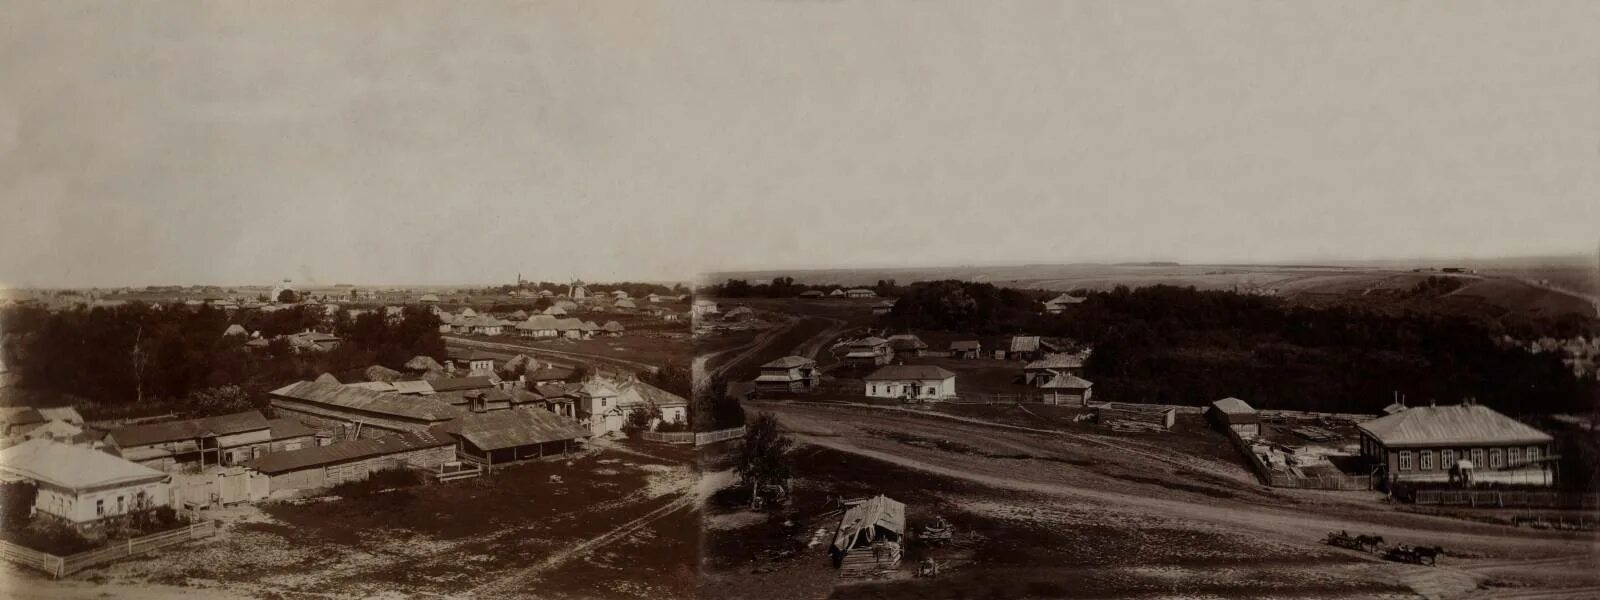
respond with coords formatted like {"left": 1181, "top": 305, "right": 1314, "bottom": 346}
{"left": 737, "top": 412, "right": 793, "bottom": 507}
{"left": 276, "top": 289, "right": 298, "bottom": 303}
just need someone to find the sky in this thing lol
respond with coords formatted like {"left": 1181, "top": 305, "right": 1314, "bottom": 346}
{"left": 1, "top": 1, "right": 1596, "bottom": 288}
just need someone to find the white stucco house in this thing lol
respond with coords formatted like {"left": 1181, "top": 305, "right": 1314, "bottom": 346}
{"left": 863, "top": 365, "right": 957, "bottom": 400}
{"left": 0, "top": 439, "right": 172, "bottom": 526}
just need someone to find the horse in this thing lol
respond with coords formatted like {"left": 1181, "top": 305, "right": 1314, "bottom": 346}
{"left": 1412, "top": 545, "right": 1445, "bottom": 566}
{"left": 1355, "top": 534, "right": 1386, "bottom": 553}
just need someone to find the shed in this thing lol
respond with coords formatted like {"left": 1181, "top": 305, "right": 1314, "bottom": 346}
{"left": 244, "top": 431, "right": 455, "bottom": 493}
{"left": 831, "top": 494, "right": 906, "bottom": 574}
{"left": 1208, "top": 397, "right": 1259, "bottom": 437}
{"left": 430, "top": 409, "right": 589, "bottom": 467}
{"left": 1095, "top": 403, "right": 1176, "bottom": 432}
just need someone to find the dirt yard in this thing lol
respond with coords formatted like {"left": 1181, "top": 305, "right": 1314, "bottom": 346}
{"left": 18, "top": 440, "right": 698, "bottom": 600}
{"left": 707, "top": 400, "right": 1600, "bottom": 599}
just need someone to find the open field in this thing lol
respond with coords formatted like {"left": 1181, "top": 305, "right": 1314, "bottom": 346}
{"left": 705, "top": 401, "right": 1599, "bottom": 599}
{"left": 715, "top": 262, "right": 1600, "bottom": 321}
{"left": 8, "top": 441, "right": 698, "bottom": 600}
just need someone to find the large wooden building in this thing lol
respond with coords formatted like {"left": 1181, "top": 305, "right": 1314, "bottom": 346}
{"left": 863, "top": 365, "right": 957, "bottom": 400}
{"left": 269, "top": 380, "right": 462, "bottom": 440}
{"left": 754, "top": 356, "right": 819, "bottom": 394}
{"left": 1358, "top": 403, "right": 1556, "bottom": 486}
{"left": 105, "top": 410, "right": 301, "bottom": 471}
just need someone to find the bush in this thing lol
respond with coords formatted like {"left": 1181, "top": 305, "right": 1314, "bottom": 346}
{"left": 1, "top": 518, "right": 97, "bottom": 555}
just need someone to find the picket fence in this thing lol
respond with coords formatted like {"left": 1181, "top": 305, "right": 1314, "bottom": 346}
{"left": 1411, "top": 489, "right": 1600, "bottom": 509}
{"left": 640, "top": 426, "right": 746, "bottom": 446}
{"left": 0, "top": 520, "right": 218, "bottom": 578}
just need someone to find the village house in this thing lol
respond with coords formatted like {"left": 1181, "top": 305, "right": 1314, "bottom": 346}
{"left": 601, "top": 321, "right": 625, "bottom": 336}
{"left": 614, "top": 377, "right": 690, "bottom": 427}
{"left": 460, "top": 315, "right": 508, "bottom": 336}
{"left": 842, "top": 337, "right": 894, "bottom": 367}
{"left": 2, "top": 406, "right": 88, "bottom": 446}
{"left": 798, "top": 290, "right": 824, "bottom": 299}
{"left": 429, "top": 408, "right": 589, "bottom": 469}
{"left": 1022, "top": 354, "right": 1085, "bottom": 384}
{"left": 828, "top": 289, "right": 846, "bottom": 298}
{"left": 948, "top": 340, "right": 982, "bottom": 359}
{"left": 286, "top": 331, "right": 341, "bottom": 352}
{"left": 691, "top": 299, "right": 719, "bottom": 318}
{"left": 243, "top": 431, "right": 456, "bottom": 494}
{"left": 863, "top": 365, "right": 957, "bottom": 400}
{"left": 542, "top": 305, "right": 568, "bottom": 317}
{"left": 846, "top": 289, "right": 877, "bottom": 299}
{"left": 269, "top": 380, "right": 463, "bottom": 440}
{"left": 754, "top": 356, "right": 820, "bottom": 394}
{"left": 516, "top": 314, "right": 562, "bottom": 337}
{"left": 1042, "top": 293, "right": 1086, "bottom": 314}
{"left": 613, "top": 298, "right": 637, "bottom": 311}
{"left": 886, "top": 334, "right": 928, "bottom": 358}
{"left": 1207, "top": 397, "right": 1260, "bottom": 437}
{"left": 105, "top": 410, "right": 293, "bottom": 471}
{"left": 577, "top": 380, "right": 623, "bottom": 436}
{"left": 1358, "top": 402, "right": 1556, "bottom": 486}
{"left": 1007, "top": 336, "right": 1059, "bottom": 362}
{"left": 446, "top": 349, "right": 497, "bottom": 374}
{"left": 1037, "top": 373, "right": 1094, "bottom": 406}
{"left": 0, "top": 439, "right": 172, "bottom": 527}
{"left": 871, "top": 300, "right": 896, "bottom": 316}
{"left": 533, "top": 383, "right": 582, "bottom": 418}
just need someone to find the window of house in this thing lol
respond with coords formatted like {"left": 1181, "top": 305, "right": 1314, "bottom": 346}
{"left": 1441, "top": 449, "right": 1455, "bottom": 467}
{"left": 1398, "top": 451, "right": 1412, "bottom": 471}
{"left": 1489, "top": 449, "right": 1503, "bottom": 469}
{"left": 1471, "top": 448, "right": 1484, "bottom": 465}
{"left": 1528, "top": 447, "right": 1541, "bottom": 462}
{"left": 1419, "top": 450, "right": 1434, "bottom": 471}
{"left": 1508, "top": 448, "right": 1521, "bottom": 466}
{"left": 117, "top": 496, "right": 125, "bottom": 513}
{"left": 96, "top": 499, "right": 104, "bottom": 516}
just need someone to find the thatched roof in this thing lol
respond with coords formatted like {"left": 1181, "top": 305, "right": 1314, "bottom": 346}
{"left": 405, "top": 355, "right": 444, "bottom": 372}
{"left": 364, "top": 365, "right": 403, "bottom": 383}
{"left": 314, "top": 372, "right": 341, "bottom": 385}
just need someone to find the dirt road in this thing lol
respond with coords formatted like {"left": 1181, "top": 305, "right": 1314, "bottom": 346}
{"left": 753, "top": 401, "right": 1597, "bottom": 597}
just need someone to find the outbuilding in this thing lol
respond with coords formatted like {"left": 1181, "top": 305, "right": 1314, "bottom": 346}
{"left": 0, "top": 439, "right": 171, "bottom": 526}
{"left": 1207, "top": 397, "right": 1260, "bottom": 437}
{"left": 243, "top": 431, "right": 456, "bottom": 493}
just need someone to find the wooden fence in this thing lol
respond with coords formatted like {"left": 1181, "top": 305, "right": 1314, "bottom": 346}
{"left": 1410, "top": 489, "right": 1600, "bottom": 509}
{"left": 640, "top": 426, "right": 746, "bottom": 446}
{"left": 1224, "top": 427, "right": 1374, "bottom": 491}
{"left": 0, "top": 520, "right": 218, "bottom": 578}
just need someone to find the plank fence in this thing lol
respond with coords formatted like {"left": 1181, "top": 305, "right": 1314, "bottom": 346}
{"left": 0, "top": 520, "right": 218, "bottom": 578}
{"left": 1410, "top": 489, "right": 1600, "bottom": 509}
{"left": 640, "top": 426, "right": 746, "bottom": 446}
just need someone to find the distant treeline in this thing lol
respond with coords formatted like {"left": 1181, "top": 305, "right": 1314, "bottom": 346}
{"left": 881, "top": 280, "right": 1595, "bottom": 415}
{"left": 486, "top": 281, "right": 687, "bottom": 298}
{"left": 701, "top": 277, "right": 916, "bottom": 299}
{"left": 0, "top": 304, "right": 444, "bottom": 418}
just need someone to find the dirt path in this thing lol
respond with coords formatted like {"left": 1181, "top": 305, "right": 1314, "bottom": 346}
{"left": 792, "top": 316, "right": 848, "bottom": 360}
{"left": 755, "top": 401, "right": 1596, "bottom": 599}
{"left": 468, "top": 490, "right": 695, "bottom": 598}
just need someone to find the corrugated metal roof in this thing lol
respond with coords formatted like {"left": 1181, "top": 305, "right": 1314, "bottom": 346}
{"left": 244, "top": 431, "right": 454, "bottom": 474}
{"left": 864, "top": 365, "right": 956, "bottom": 381}
{"left": 1358, "top": 404, "right": 1553, "bottom": 447}
{"left": 269, "top": 381, "right": 461, "bottom": 422}
{"left": 0, "top": 439, "right": 168, "bottom": 491}
{"left": 431, "top": 409, "right": 588, "bottom": 451}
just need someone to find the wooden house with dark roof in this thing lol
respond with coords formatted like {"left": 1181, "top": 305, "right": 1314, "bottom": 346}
{"left": 269, "top": 380, "right": 462, "bottom": 440}
{"left": 243, "top": 431, "right": 455, "bottom": 494}
{"left": 105, "top": 410, "right": 290, "bottom": 471}
{"left": 1357, "top": 403, "right": 1555, "bottom": 486}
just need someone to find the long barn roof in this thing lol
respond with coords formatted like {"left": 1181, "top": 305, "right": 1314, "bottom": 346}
{"left": 430, "top": 409, "right": 588, "bottom": 451}
{"left": 244, "top": 431, "right": 453, "bottom": 474}
{"left": 270, "top": 380, "right": 461, "bottom": 422}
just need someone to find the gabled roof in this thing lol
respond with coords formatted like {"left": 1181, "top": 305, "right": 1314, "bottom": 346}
{"left": 518, "top": 315, "right": 562, "bottom": 330}
{"left": 269, "top": 381, "right": 461, "bottom": 422}
{"left": 601, "top": 321, "right": 625, "bottom": 332}
{"left": 615, "top": 378, "right": 689, "bottom": 408}
{"left": 529, "top": 365, "right": 575, "bottom": 381}
{"left": 447, "top": 348, "right": 497, "bottom": 362}
{"left": 110, "top": 410, "right": 272, "bottom": 447}
{"left": 832, "top": 495, "right": 905, "bottom": 552}
{"left": 849, "top": 337, "right": 889, "bottom": 348}
{"left": 614, "top": 299, "right": 637, "bottom": 308}
{"left": 1025, "top": 354, "right": 1084, "bottom": 370}
{"left": 1037, "top": 373, "right": 1093, "bottom": 390}
{"left": 430, "top": 409, "right": 588, "bottom": 451}
{"left": 1044, "top": 293, "right": 1086, "bottom": 306}
{"left": 1358, "top": 404, "right": 1553, "bottom": 447}
{"left": 865, "top": 365, "right": 956, "bottom": 381}
{"left": 761, "top": 356, "right": 816, "bottom": 369}
{"left": 37, "top": 407, "right": 83, "bottom": 425}
{"left": 1010, "top": 336, "right": 1041, "bottom": 353}
{"left": 0, "top": 439, "right": 168, "bottom": 491}
{"left": 244, "top": 431, "right": 453, "bottom": 474}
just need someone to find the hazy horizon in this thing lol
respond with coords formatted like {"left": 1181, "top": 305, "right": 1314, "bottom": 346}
{"left": 4, "top": 1, "right": 1597, "bottom": 288}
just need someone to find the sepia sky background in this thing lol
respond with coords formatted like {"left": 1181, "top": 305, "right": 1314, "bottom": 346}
{"left": 1, "top": 1, "right": 1597, "bottom": 287}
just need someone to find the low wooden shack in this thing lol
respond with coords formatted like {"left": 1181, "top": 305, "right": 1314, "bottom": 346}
{"left": 1207, "top": 397, "right": 1260, "bottom": 437}
{"left": 1095, "top": 403, "right": 1177, "bottom": 432}
{"left": 243, "top": 431, "right": 455, "bottom": 493}
{"left": 831, "top": 494, "right": 906, "bottom": 577}
{"left": 429, "top": 409, "right": 589, "bottom": 470}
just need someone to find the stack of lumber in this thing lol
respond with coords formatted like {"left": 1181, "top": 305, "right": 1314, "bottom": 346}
{"left": 1104, "top": 420, "right": 1167, "bottom": 433}
{"left": 838, "top": 551, "right": 898, "bottom": 579}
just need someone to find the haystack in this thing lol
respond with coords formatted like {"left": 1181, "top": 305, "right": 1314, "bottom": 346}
{"left": 405, "top": 355, "right": 444, "bottom": 372}
{"left": 314, "top": 372, "right": 340, "bottom": 385}
{"left": 364, "top": 365, "right": 403, "bottom": 383}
